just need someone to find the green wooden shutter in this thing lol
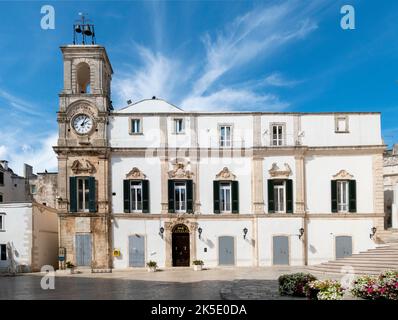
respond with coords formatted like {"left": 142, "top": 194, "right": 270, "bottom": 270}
{"left": 232, "top": 181, "right": 239, "bottom": 214}
{"left": 88, "top": 177, "right": 96, "bottom": 213}
{"left": 69, "top": 177, "right": 77, "bottom": 212}
{"left": 168, "top": 180, "right": 175, "bottom": 213}
{"left": 331, "top": 180, "right": 337, "bottom": 213}
{"left": 142, "top": 180, "right": 150, "bottom": 213}
{"left": 186, "top": 180, "right": 193, "bottom": 213}
{"left": 349, "top": 180, "right": 357, "bottom": 213}
{"left": 268, "top": 180, "right": 275, "bottom": 213}
{"left": 123, "top": 180, "right": 130, "bottom": 213}
{"left": 286, "top": 179, "right": 293, "bottom": 213}
{"left": 213, "top": 181, "right": 220, "bottom": 214}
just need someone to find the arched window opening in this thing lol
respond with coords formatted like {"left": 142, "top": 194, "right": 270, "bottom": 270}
{"left": 76, "top": 62, "right": 91, "bottom": 93}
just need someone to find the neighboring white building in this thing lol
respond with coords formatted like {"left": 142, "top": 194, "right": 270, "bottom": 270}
{"left": 0, "top": 202, "right": 58, "bottom": 272}
{"left": 55, "top": 44, "right": 385, "bottom": 271}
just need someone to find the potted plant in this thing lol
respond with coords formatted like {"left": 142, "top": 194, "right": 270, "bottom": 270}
{"left": 65, "top": 261, "right": 75, "bottom": 274}
{"left": 192, "top": 260, "right": 204, "bottom": 271}
{"left": 146, "top": 261, "right": 157, "bottom": 272}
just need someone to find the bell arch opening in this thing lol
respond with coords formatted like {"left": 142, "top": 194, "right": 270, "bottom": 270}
{"left": 76, "top": 62, "right": 91, "bottom": 93}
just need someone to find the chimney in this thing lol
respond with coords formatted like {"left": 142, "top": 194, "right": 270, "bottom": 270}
{"left": 0, "top": 160, "right": 8, "bottom": 171}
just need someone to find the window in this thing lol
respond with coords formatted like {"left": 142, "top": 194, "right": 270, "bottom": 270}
{"left": 0, "top": 193, "right": 3, "bottom": 203}
{"left": 274, "top": 181, "right": 286, "bottom": 213}
{"left": 220, "top": 125, "right": 232, "bottom": 147}
{"left": 77, "top": 177, "right": 90, "bottom": 212}
{"left": 337, "top": 181, "right": 349, "bottom": 212}
{"left": 267, "top": 179, "right": 293, "bottom": 213}
{"left": 174, "top": 182, "right": 187, "bottom": 213}
{"left": 123, "top": 180, "right": 149, "bottom": 213}
{"left": 130, "top": 118, "right": 142, "bottom": 134}
{"left": 335, "top": 116, "right": 349, "bottom": 133}
{"left": 30, "top": 184, "right": 37, "bottom": 194}
{"left": 0, "top": 172, "right": 3, "bottom": 185}
{"left": 213, "top": 180, "right": 239, "bottom": 214}
{"left": 69, "top": 176, "right": 96, "bottom": 213}
{"left": 130, "top": 181, "right": 142, "bottom": 212}
{"left": 168, "top": 180, "right": 193, "bottom": 213}
{"left": 331, "top": 179, "right": 356, "bottom": 213}
{"left": 0, "top": 214, "right": 4, "bottom": 231}
{"left": 0, "top": 244, "right": 6, "bottom": 261}
{"left": 271, "top": 124, "right": 284, "bottom": 146}
{"left": 220, "top": 183, "right": 232, "bottom": 213}
{"left": 174, "top": 119, "right": 184, "bottom": 134}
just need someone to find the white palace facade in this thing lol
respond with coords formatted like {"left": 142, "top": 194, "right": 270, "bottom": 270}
{"left": 54, "top": 44, "right": 385, "bottom": 271}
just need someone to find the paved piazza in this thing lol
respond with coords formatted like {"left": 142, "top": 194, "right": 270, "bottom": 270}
{"left": 0, "top": 267, "right": 346, "bottom": 300}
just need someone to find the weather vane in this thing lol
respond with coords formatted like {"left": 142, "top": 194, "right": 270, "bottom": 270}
{"left": 73, "top": 12, "right": 96, "bottom": 45}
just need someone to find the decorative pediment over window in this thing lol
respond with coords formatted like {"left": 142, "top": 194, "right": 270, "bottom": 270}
{"left": 268, "top": 163, "right": 292, "bottom": 179}
{"left": 168, "top": 161, "right": 194, "bottom": 179}
{"left": 126, "top": 167, "right": 146, "bottom": 180}
{"left": 332, "top": 169, "right": 354, "bottom": 180}
{"left": 71, "top": 159, "right": 96, "bottom": 174}
{"left": 215, "top": 167, "right": 236, "bottom": 180}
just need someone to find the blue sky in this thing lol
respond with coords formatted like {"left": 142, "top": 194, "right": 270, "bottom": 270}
{"left": 0, "top": 0, "right": 398, "bottom": 175}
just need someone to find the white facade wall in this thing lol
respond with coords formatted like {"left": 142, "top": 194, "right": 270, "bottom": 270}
{"left": 0, "top": 203, "right": 32, "bottom": 271}
{"left": 301, "top": 114, "right": 382, "bottom": 146}
{"left": 305, "top": 155, "right": 374, "bottom": 213}
{"left": 257, "top": 217, "right": 303, "bottom": 266}
{"left": 111, "top": 156, "right": 162, "bottom": 214}
{"left": 112, "top": 219, "right": 165, "bottom": 268}
{"left": 199, "top": 157, "right": 252, "bottom": 214}
{"left": 307, "top": 218, "right": 377, "bottom": 265}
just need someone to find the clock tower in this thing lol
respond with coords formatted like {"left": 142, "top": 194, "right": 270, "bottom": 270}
{"left": 54, "top": 27, "right": 113, "bottom": 270}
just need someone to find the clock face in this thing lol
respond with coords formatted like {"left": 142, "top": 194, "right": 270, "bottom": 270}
{"left": 72, "top": 114, "right": 94, "bottom": 135}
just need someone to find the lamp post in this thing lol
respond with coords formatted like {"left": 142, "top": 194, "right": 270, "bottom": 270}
{"left": 370, "top": 227, "right": 377, "bottom": 239}
{"left": 243, "top": 227, "right": 248, "bottom": 239}
{"left": 299, "top": 227, "right": 305, "bottom": 240}
{"left": 159, "top": 227, "right": 164, "bottom": 239}
{"left": 198, "top": 227, "right": 203, "bottom": 239}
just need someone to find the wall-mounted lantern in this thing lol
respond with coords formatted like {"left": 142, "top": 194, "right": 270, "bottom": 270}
{"left": 198, "top": 227, "right": 203, "bottom": 239}
{"left": 299, "top": 228, "right": 305, "bottom": 240}
{"left": 243, "top": 227, "right": 248, "bottom": 239}
{"left": 159, "top": 227, "right": 164, "bottom": 239}
{"left": 370, "top": 227, "right": 377, "bottom": 239}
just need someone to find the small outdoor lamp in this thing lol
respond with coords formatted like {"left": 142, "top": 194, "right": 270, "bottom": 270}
{"left": 243, "top": 227, "right": 248, "bottom": 239}
{"left": 159, "top": 227, "right": 164, "bottom": 239}
{"left": 299, "top": 227, "right": 305, "bottom": 240}
{"left": 370, "top": 227, "right": 377, "bottom": 239}
{"left": 198, "top": 227, "right": 203, "bottom": 239}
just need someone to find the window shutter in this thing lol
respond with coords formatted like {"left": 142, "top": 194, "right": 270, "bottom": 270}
{"left": 268, "top": 180, "right": 275, "bottom": 213}
{"left": 186, "top": 180, "right": 194, "bottom": 213}
{"left": 142, "top": 180, "right": 150, "bottom": 213}
{"left": 69, "top": 177, "right": 77, "bottom": 212}
{"left": 331, "top": 180, "right": 337, "bottom": 213}
{"left": 232, "top": 181, "right": 239, "bottom": 213}
{"left": 213, "top": 181, "right": 220, "bottom": 214}
{"left": 349, "top": 180, "right": 357, "bottom": 213}
{"left": 123, "top": 180, "right": 130, "bottom": 213}
{"left": 168, "top": 180, "right": 175, "bottom": 213}
{"left": 88, "top": 177, "right": 96, "bottom": 213}
{"left": 286, "top": 179, "right": 293, "bottom": 213}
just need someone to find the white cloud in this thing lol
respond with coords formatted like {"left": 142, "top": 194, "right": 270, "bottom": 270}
{"left": 0, "top": 132, "right": 57, "bottom": 176}
{"left": 262, "top": 72, "right": 302, "bottom": 87}
{"left": 113, "top": 1, "right": 321, "bottom": 112}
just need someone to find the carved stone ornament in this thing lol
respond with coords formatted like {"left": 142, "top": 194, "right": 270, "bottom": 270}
{"left": 268, "top": 163, "right": 292, "bottom": 178}
{"left": 165, "top": 217, "right": 198, "bottom": 232}
{"left": 126, "top": 167, "right": 146, "bottom": 180}
{"left": 332, "top": 169, "right": 354, "bottom": 180}
{"left": 71, "top": 159, "right": 96, "bottom": 174}
{"left": 168, "top": 162, "right": 194, "bottom": 179}
{"left": 215, "top": 167, "right": 236, "bottom": 180}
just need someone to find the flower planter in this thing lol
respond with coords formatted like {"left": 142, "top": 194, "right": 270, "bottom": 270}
{"left": 147, "top": 266, "right": 157, "bottom": 272}
{"left": 193, "top": 265, "right": 203, "bottom": 271}
{"left": 66, "top": 268, "right": 75, "bottom": 275}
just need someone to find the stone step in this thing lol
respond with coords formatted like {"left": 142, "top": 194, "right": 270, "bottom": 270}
{"left": 320, "top": 262, "right": 398, "bottom": 268}
{"left": 308, "top": 265, "right": 395, "bottom": 275}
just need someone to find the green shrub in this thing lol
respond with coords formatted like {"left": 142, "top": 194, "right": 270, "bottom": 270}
{"left": 305, "top": 280, "right": 345, "bottom": 300}
{"left": 278, "top": 273, "right": 317, "bottom": 297}
{"left": 192, "top": 260, "right": 204, "bottom": 266}
{"left": 351, "top": 270, "right": 398, "bottom": 300}
{"left": 146, "top": 261, "right": 157, "bottom": 268}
